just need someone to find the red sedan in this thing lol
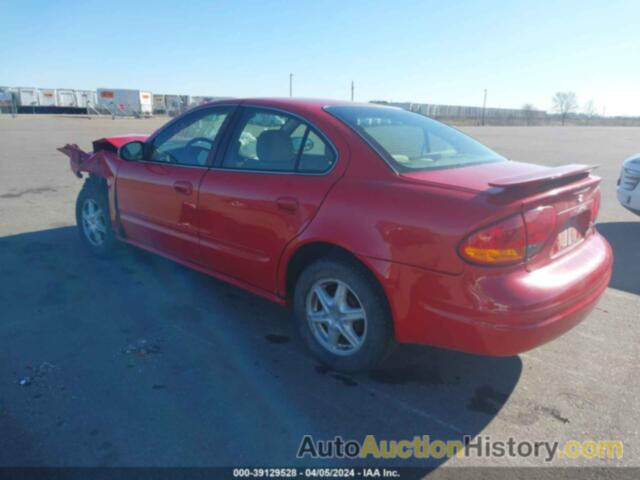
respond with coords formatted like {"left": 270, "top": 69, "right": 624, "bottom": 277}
{"left": 59, "top": 98, "right": 612, "bottom": 371}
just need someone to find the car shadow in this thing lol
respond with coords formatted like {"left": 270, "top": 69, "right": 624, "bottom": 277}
{"left": 0, "top": 226, "right": 522, "bottom": 472}
{"left": 597, "top": 221, "right": 640, "bottom": 295}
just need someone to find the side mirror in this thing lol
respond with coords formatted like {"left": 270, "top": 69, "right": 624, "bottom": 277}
{"left": 118, "top": 141, "right": 145, "bottom": 161}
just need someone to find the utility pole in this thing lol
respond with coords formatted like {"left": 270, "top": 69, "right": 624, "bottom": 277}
{"left": 350, "top": 80, "right": 354, "bottom": 101}
{"left": 289, "top": 73, "right": 294, "bottom": 97}
{"left": 481, "top": 88, "right": 487, "bottom": 126}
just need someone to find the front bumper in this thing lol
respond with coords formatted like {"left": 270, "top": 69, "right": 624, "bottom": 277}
{"left": 367, "top": 232, "right": 613, "bottom": 356}
{"left": 617, "top": 186, "right": 640, "bottom": 214}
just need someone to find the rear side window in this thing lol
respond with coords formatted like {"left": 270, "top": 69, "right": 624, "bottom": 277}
{"left": 222, "top": 108, "right": 335, "bottom": 173}
{"left": 326, "top": 105, "right": 504, "bottom": 172}
{"left": 298, "top": 130, "right": 334, "bottom": 173}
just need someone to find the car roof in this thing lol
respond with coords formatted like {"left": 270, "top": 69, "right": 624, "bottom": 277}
{"left": 202, "top": 97, "right": 385, "bottom": 112}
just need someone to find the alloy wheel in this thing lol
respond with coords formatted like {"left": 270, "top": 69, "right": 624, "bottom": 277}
{"left": 306, "top": 278, "right": 368, "bottom": 356}
{"left": 81, "top": 198, "right": 107, "bottom": 247}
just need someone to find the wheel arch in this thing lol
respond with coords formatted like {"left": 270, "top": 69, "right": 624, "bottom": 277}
{"left": 81, "top": 173, "right": 123, "bottom": 237}
{"left": 85, "top": 173, "right": 108, "bottom": 191}
{"left": 280, "top": 240, "right": 392, "bottom": 314}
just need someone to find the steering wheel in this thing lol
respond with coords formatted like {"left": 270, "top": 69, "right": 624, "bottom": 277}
{"left": 185, "top": 137, "right": 215, "bottom": 150}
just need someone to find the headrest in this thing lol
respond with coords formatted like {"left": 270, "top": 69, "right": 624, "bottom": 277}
{"left": 256, "top": 130, "right": 294, "bottom": 164}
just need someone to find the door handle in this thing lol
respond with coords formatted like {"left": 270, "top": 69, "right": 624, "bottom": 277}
{"left": 174, "top": 181, "right": 193, "bottom": 195}
{"left": 276, "top": 196, "right": 299, "bottom": 212}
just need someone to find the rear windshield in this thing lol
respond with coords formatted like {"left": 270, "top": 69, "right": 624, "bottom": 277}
{"left": 326, "top": 105, "right": 505, "bottom": 172}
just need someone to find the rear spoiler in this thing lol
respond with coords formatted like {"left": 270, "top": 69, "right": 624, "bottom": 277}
{"left": 489, "top": 164, "right": 597, "bottom": 189}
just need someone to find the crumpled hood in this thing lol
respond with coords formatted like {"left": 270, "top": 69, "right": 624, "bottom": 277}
{"left": 94, "top": 134, "right": 149, "bottom": 150}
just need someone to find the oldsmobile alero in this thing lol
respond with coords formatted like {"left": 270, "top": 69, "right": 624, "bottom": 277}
{"left": 58, "top": 98, "right": 613, "bottom": 371}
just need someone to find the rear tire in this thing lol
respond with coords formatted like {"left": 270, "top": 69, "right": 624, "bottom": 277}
{"left": 293, "top": 257, "right": 395, "bottom": 372}
{"left": 75, "top": 179, "right": 117, "bottom": 256}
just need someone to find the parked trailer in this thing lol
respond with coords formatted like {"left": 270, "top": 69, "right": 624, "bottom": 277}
{"left": 0, "top": 89, "right": 14, "bottom": 113}
{"left": 164, "top": 94, "right": 188, "bottom": 116}
{"left": 38, "top": 89, "right": 57, "bottom": 107}
{"left": 97, "top": 88, "right": 153, "bottom": 117}
{"left": 152, "top": 94, "right": 166, "bottom": 114}
{"left": 6, "top": 86, "right": 230, "bottom": 116}
{"left": 0, "top": 91, "right": 11, "bottom": 106}
{"left": 75, "top": 90, "right": 97, "bottom": 109}
{"left": 139, "top": 91, "right": 153, "bottom": 116}
{"left": 56, "top": 89, "right": 97, "bottom": 114}
{"left": 57, "top": 89, "right": 77, "bottom": 108}
{"left": 0, "top": 87, "right": 16, "bottom": 113}
{"left": 17, "top": 87, "right": 39, "bottom": 107}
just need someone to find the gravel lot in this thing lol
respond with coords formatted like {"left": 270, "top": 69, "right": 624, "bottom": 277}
{"left": 0, "top": 116, "right": 638, "bottom": 474}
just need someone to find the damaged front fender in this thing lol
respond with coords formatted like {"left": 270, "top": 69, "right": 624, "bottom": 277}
{"left": 57, "top": 135, "right": 148, "bottom": 179}
{"left": 57, "top": 144, "right": 118, "bottom": 179}
{"left": 57, "top": 135, "right": 147, "bottom": 238}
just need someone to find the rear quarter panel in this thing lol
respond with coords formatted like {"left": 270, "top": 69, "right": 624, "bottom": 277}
{"left": 279, "top": 171, "right": 523, "bottom": 285}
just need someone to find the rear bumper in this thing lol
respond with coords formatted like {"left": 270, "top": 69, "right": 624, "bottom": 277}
{"left": 367, "top": 232, "right": 613, "bottom": 356}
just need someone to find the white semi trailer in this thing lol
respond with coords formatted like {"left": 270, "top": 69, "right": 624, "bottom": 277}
{"left": 17, "top": 87, "right": 39, "bottom": 107}
{"left": 0, "top": 89, "right": 14, "bottom": 113}
{"left": 75, "top": 90, "right": 98, "bottom": 109}
{"left": 57, "top": 89, "right": 77, "bottom": 107}
{"left": 38, "top": 89, "right": 57, "bottom": 107}
{"left": 153, "top": 94, "right": 166, "bottom": 114}
{"left": 97, "top": 88, "right": 153, "bottom": 117}
{"left": 18, "top": 87, "right": 95, "bottom": 113}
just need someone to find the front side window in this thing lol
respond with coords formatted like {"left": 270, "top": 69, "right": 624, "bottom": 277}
{"left": 150, "top": 108, "right": 230, "bottom": 166}
{"left": 222, "top": 108, "right": 335, "bottom": 173}
{"left": 326, "top": 105, "right": 505, "bottom": 172}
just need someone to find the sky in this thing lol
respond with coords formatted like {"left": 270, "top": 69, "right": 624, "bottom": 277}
{"left": 1, "top": 0, "right": 639, "bottom": 116}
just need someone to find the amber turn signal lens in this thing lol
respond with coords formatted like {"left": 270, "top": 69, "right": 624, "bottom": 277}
{"left": 459, "top": 214, "right": 526, "bottom": 265}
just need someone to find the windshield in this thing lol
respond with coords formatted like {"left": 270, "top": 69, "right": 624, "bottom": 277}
{"left": 326, "top": 105, "right": 506, "bottom": 172}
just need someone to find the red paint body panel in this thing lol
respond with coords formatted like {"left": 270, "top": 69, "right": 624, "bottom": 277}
{"left": 197, "top": 169, "right": 343, "bottom": 292}
{"left": 116, "top": 161, "right": 205, "bottom": 262}
{"left": 58, "top": 98, "right": 613, "bottom": 356}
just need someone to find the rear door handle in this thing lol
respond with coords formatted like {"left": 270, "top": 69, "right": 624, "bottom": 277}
{"left": 276, "top": 196, "right": 299, "bottom": 212}
{"left": 174, "top": 180, "right": 193, "bottom": 195}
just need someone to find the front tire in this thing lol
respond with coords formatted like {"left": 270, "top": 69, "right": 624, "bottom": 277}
{"left": 624, "top": 206, "right": 640, "bottom": 217}
{"left": 75, "top": 179, "right": 117, "bottom": 256}
{"left": 293, "top": 257, "right": 394, "bottom": 372}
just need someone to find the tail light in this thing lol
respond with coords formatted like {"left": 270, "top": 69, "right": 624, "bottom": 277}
{"left": 459, "top": 215, "right": 526, "bottom": 265}
{"left": 459, "top": 207, "right": 557, "bottom": 266}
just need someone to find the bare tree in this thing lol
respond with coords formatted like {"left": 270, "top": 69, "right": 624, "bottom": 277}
{"left": 521, "top": 103, "right": 536, "bottom": 126}
{"left": 583, "top": 99, "right": 597, "bottom": 124}
{"left": 552, "top": 91, "right": 578, "bottom": 126}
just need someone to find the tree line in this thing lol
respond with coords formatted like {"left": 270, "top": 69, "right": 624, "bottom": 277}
{"left": 522, "top": 92, "right": 599, "bottom": 126}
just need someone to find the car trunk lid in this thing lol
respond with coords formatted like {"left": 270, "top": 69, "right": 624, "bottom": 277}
{"left": 400, "top": 161, "right": 594, "bottom": 193}
{"left": 400, "top": 161, "right": 601, "bottom": 270}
